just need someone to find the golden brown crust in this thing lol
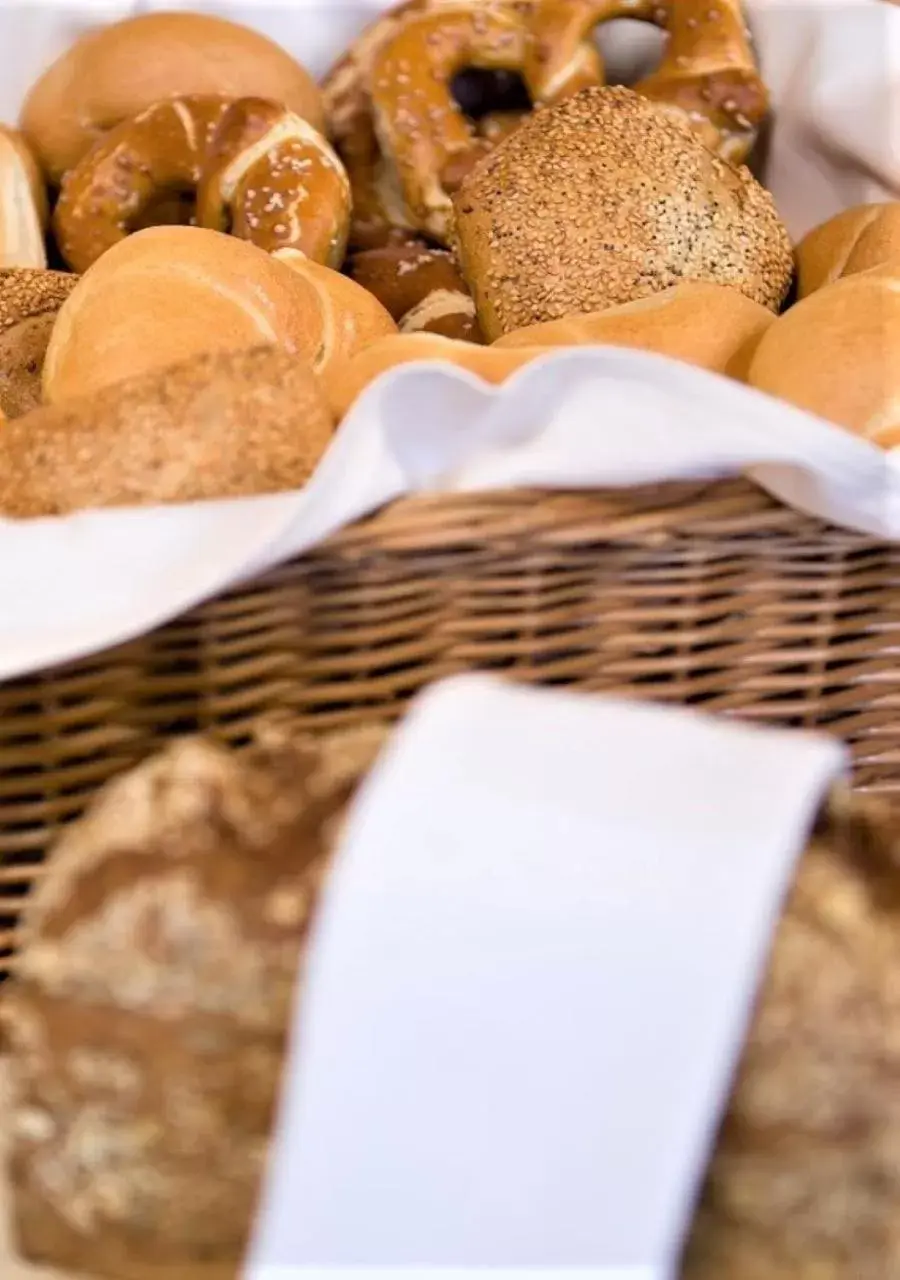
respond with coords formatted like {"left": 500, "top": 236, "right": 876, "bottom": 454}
{"left": 454, "top": 86, "right": 793, "bottom": 341}
{"left": 348, "top": 240, "right": 483, "bottom": 342}
{"left": 0, "top": 267, "right": 75, "bottom": 333}
{"left": 0, "top": 345, "right": 335, "bottom": 518}
{"left": 795, "top": 202, "right": 900, "bottom": 299}
{"left": 19, "top": 11, "right": 324, "bottom": 184}
{"left": 0, "top": 126, "right": 48, "bottom": 269}
{"left": 747, "top": 267, "right": 900, "bottom": 449}
{"left": 197, "top": 98, "right": 351, "bottom": 269}
{"left": 4, "top": 723, "right": 387, "bottom": 1280}
{"left": 42, "top": 226, "right": 340, "bottom": 405}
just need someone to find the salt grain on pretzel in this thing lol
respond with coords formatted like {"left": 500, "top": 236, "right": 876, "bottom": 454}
{"left": 197, "top": 98, "right": 351, "bottom": 269}
{"left": 54, "top": 96, "right": 351, "bottom": 274}
{"left": 524, "top": 0, "right": 767, "bottom": 165}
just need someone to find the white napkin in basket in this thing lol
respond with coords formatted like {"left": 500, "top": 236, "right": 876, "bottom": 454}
{"left": 1, "top": 0, "right": 900, "bottom": 681}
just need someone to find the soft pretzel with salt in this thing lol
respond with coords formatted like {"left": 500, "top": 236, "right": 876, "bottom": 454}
{"left": 54, "top": 96, "right": 350, "bottom": 274}
{"left": 346, "top": 0, "right": 765, "bottom": 246}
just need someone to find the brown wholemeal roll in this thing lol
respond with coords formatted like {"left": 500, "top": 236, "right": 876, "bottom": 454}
{"left": 2, "top": 725, "right": 900, "bottom": 1280}
{"left": 0, "top": 345, "right": 335, "bottom": 518}
{"left": 747, "top": 266, "right": 900, "bottom": 449}
{"left": 19, "top": 11, "right": 324, "bottom": 185}
{"left": 795, "top": 202, "right": 900, "bottom": 298}
{"left": 0, "top": 268, "right": 76, "bottom": 417}
{"left": 453, "top": 85, "right": 794, "bottom": 342}
{"left": 42, "top": 226, "right": 395, "bottom": 406}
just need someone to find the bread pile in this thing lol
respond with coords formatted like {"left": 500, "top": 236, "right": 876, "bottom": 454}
{"left": 3, "top": 720, "right": 899, "bottom": 1280}
{"left": 0, "top": 0, "right": 894, "bottom": 520}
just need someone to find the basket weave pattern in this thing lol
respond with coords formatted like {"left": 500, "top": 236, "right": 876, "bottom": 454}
{"left": 3, "top": 478, "right": 900, "bottom": 972}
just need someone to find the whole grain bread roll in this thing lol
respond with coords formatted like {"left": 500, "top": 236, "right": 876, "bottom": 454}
{"left": 454, "top": 86, "right": 794, "bottom": 342}
{"left": 795, "top": 202, "right": 900, "bottom": 299}
{"left": 3, "top": 726, "right": 900, "bottom": 1280}
{"left": 19, "top": 11, "right": 324, "bottom": 184}
{"left": 0, "top": 268, "right": 76, "bottom": 417}
{"left": 0, "top": 345, "right": 335, "bottom": 517}
{"left": 748, "top": 266, "right": 900, "bottom": 448}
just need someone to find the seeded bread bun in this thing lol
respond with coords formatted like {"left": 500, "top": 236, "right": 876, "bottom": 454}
{"left": 454, "top": 86, "right": 794, "bottom": 342}
{"left": 0, "top": 345, "right": 335, "bottom": 518}
{"left": 795, "top": 202, "right": 900, "bottom": 299}
{"left": 19, "top": 11, "right": 325, "bottom": 184}
{"left": 0, "top": 268, "right": 76, "bottom": 417}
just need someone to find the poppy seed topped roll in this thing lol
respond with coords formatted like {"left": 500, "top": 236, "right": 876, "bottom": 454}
{"left": 453, "top": 86, "right": 794, "bottom": 342}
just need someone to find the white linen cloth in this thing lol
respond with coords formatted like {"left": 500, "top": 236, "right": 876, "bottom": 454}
{"left": 0, "top": 0, "right": 898, "bottom": 679}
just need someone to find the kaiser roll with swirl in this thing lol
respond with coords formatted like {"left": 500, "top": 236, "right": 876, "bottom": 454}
{"left": 41, "top": 226, "right": 395, "bottom": 405}
{"left": 454, "top": 86, "right": 793, "bottom": 342}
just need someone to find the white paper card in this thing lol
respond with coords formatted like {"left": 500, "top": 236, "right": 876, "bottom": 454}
{"left": 248, "top": 677, "right": 845, "bottom": 1279}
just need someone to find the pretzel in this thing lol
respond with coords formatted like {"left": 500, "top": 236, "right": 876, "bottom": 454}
{"left": 54, "top": 96, "right": 351, "bottom": 274}
{"left": 197, "top": 98, "right": 351, "bottom": 269}
{"left": 365, "top": 0, "right": 764, "bottom": 245}
{"left": 323, "top": 0, "right": 535, "bottom": 248}
{"left": 523, "top": 0, "right": 767, "bottom": 165}
{"left": 347, "top": 238, "right": 483, "bottom": 342}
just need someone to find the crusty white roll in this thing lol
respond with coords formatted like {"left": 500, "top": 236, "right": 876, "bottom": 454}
{"left": 271, "top": 248, "right": 398, "bottom": 385}
{"left": 19, "top": 11, "right": 325, "bottom": 184}
{"left": 42, "top": 226, "right": 393, "bottom": 405}
{"left": 495, "top": 284, "right": 776, "bottom": 381}
{"left": 795, "top": 203, "right": 900, "bottom": 299}
{"left": 748, "top": 266, "right": 900, "bottom": 449}
{"left": 329, "top": 283, "right": 776, "bottom": 420}
{"left": 0, "top": 126, "right": 48, "bottom": 269}
{"left": 0, "top": 345, "right": 335, "bottom": 518}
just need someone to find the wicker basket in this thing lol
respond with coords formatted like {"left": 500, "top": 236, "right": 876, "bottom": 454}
{"left": 3, "top": 475, "right": 900, "bottom": 974}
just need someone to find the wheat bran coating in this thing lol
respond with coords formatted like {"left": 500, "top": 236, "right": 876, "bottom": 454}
{"left": 0, "top": 268, "right": 76, "bottom": 333}
{"left": 453, "top": 86, "right": 794, "bottom": 342}
{"left": 0, "top": 345, "right": 335, "bottom": 518}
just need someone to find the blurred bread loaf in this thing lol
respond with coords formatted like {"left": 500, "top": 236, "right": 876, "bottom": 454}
{"left": 329, "top": 284, "right": 776, "bottom": 420}
{"left": 0, "top": 126, "right": 48, "bottom": 268}
{"left": 0, "top": 268, "right": 76, "bottom": 418}
{"left": 19, "top": 11, "right": 324, "bottom": 183}
{"left": 3, "top": 731, "right": 900, "bottom": 1279}
{"left": 454, "top": 86, "right": 794, "bottom": 342}
{"left": 0, "top": 345, "right": 334, "bottom": 517}
{"left": 42, "top": 227, "right": 394, "bottom": 405}
{"left": 795, "top": 202, "right": 900, "bottom": 298}
{"left": 748, "top": 266, "right": 900, "bottom": 448}
{"left": 3, "top": 720, "right": 387, "bottom": 1280}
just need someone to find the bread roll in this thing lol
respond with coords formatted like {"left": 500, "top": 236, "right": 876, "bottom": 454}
{"left": 0, "top": 126, "right": 47, "bottom": 269}
{"left": 795, "top": 202, "right": 900, "bottom": 298}
{"left": 747, "top": 266, "right": 900, "bottom": 449}
{"left": 3, "top": 720, "right": 387, "bottom": 1280}
{"left": 4, "top": 730, "right": 899, "bottom": 1280}
{"left": 0, "top": 267, "right": 76, "bottom": 417}
{"left": 41, "top": 226, "right": 358, "bottom": 405}
{"left": 271, "top": 248, "right": 398, "bottom": 384}
{"left": 454, "top": 86, "right": 793, "bottom": 342}
{"left": 0, "top": 345, "right": 334, "bottom": 518}
{"left": 19, "top": 11, "right": 324, "bottom": 184}
{"left": 329, "top": 283, "right": 776, "bottom": 420}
